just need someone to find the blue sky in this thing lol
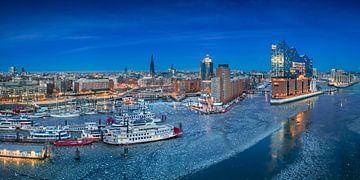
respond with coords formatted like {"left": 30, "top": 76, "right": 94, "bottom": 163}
{"left": 1, "top": 0, "right": 360, "bottom": 72}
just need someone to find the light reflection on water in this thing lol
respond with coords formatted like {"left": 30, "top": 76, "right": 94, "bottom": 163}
{"left": 268, "top": 109, "right": 312, "bottom": 173}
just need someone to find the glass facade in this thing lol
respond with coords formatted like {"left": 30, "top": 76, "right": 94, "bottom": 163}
{"left": 271, "top": 41, "right": 313, "bottom": 78}
{"left": 200, "top": 54, "right": 213, "bottom": 81}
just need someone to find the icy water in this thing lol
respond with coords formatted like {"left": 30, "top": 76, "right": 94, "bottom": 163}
{"left": 1, "top": 84, "right": 360, "bottom": 179}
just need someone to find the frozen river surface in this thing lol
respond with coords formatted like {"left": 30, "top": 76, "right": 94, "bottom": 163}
{"left": 2, "top": 85, "right": 358, "bottom": 179}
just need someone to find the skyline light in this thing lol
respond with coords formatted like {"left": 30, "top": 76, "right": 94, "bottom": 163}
{"left": 1, "top": 0, "right": 360, "bottom": 72}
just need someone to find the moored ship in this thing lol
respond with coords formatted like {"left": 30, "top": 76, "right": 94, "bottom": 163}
{"left": 53, "top": 138, "right": 93, "bottom": 146}
{"left": 103, "top": 121, "right": 182, "bottom": 145}
{"left": 29, "top": 127, "right": 71, "bottom": 141}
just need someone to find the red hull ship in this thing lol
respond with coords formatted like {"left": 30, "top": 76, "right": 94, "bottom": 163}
{"left": 53, "top": 138, "right": 93, "bottom": 146}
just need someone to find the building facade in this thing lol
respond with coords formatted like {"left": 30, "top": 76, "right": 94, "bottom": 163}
{"left": 74, "top": 78, "right": 111, "bottom": 92}
{"left": 200, "top": 54, "right": 214, "bottom": 81}
{"left": 271, "top": 41, "right": 313, "bottom": 78}
{"left": 174, "top": 79, "right": 201, "bottom": 95}
{"left": 271, "top": 41, "right": 314, "bottom": 99}
{"left": 330, "top": 69, "right": 356, "bottom": 85}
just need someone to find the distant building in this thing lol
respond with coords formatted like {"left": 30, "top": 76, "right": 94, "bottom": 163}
{"left": 21, "top": 67, "right": 26, "bottom": 74}
{"left": 168, "top": 64, "right": 176, "bottom": 78}
{"left": 74, "top": 78, "right": 110, "bottom": 92}
{"left": 8, "top": 66, "right": 16, "bottom": 75}
{"left": 174, "top": 79, "right": 201, "bottom": 95}
{"left": 211, "top": 64, "right": 249, "bottom": 103}
{"left": 55, "top": 79, "right": 73, "bottom": 93}
{"left": 211, "top": 77, "right": 221, "bottom": 102}
{"left": 210, "top": 64, "right": 231, "bottom": 103}
{"left": 200, "top": 54, "right": 213, "bottom": 81}
{"left": 0, "top": 80, "right": 47, "bottom": 101}
{"left": 150, "top": 54, "right": 155, "bottom": 77}
{"left": 200, "top": 54, "right": 214, "bottom": 94}
{"left": 330, "top": 69, "right": 356, "bottom": 85}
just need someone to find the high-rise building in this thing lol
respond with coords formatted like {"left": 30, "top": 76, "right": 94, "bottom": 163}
{"left": 8, "top": 66, "right": 16, "bottom": 75}
{"left": 211, "top": 77, "right": 220, "bottom": 102}
{"left": 216, "top": 64, "right": 231, "bottom": 103}
{"left": 200, "top": 54, "right": 213, "bottom": 81}
{"left": 150, "top": 54, "right": 155, "bottom": 77}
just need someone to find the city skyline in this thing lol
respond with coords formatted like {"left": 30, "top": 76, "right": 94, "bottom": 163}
{"left": 1, "top": 0, "right": 360, "bottom": 72}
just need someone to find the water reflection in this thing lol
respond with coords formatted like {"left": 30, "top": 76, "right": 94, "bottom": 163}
{"left": 0, "top": 157, "right": 43, "bottom": 167}
{"left": 267, "top": 98, "right": 315, "bottom": 173}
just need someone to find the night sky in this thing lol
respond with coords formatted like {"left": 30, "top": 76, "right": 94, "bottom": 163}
{"left": 1, "top": 0, "right": 359, "bottom": 72}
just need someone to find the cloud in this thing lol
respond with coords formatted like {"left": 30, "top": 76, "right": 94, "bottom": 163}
{"left": 9, "top": 34, "right": 42, "bottom": 40}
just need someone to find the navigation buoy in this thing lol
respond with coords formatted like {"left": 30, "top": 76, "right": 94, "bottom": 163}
{"left": 123, "top": 144, "right": 128, "bottom": 157}
{"left": 75, "top": 148, "right": 80, "bottom": 160}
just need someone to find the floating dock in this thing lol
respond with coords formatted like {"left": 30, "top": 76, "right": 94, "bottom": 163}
{"left": 0, "top": 144, "right": 46, "bottom": 159}
{"left": 270, "top": 91, "right": 323, "bottom": 105}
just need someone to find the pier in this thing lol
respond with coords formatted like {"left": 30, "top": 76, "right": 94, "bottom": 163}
{"left": 270, "top": 91, "right": 323, "bottom": 105}
{"left": 0, "top": 144, "right": 46, "bottom": 159}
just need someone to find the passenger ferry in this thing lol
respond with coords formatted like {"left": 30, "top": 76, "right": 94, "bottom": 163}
{"left": 29, "top": 127, "right": 71, "bottom": 141}
{"left": 103, "top": 121, "right": 182, "bottom": 145}
{"left": 114, "top": 111, "right": 156, "bottom": 121}
{"left": 65, "top": 122, "right": 100, "bottom": 132}
{"left": 0, "top": 121, "right": 33, "bottom": 131}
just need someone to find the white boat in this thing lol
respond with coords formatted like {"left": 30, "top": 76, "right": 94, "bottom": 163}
{"left": 29, "top": 127, "right": 71, "bottom": 140}
{"left": 28, "top": 112, "right": 49, "bottom": 118}
{"left": 103, "top": 121, "right": 182, "bottom": 145}
{"left": 83, "top": 110, "right": 98, "bottom": 115}
{"left": 50, "top": 112, "right": 80, "bottom": 118}
{"left": 65, "top": 122, "right": 99, "bottom": 132}
{"left": 0, "top": 121, "right": 17, "bottom": 131}
{"left": 1, "top": 115, "right": 31, "bottom": 122}
{"left": 114, "top": 111, "right": 156, "bottom": 121}
{"left": 81, "top": 129, "right": 103, "bottom": 140}
{"left": 0, "top": 121, "right": 33, "bottom": 131}
{"left": 0, "top": 114, "right": 13, "bottom": 117}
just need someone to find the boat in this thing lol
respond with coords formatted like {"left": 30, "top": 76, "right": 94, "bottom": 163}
{"left": 83, "top": 110, "right": 98, "bottom": 115}
{"left": 0, "top": 121, "right": 33, "bottom": 131}
{"left": 81, "top": 129, "right": 104, "bottom": 141}
{"left": 53, "top": 138, "right": 93, "bottom": 146}
{"left": 29, "top": 127, "right": 71, "bottom": 141}
{"left": 103, "top": 121, "right": 182, "bottom": 145}
{"left": 50, "top": 112, "right": 80, "bottom": 118}
{"left": 28, "top": 112, "right": 48, "bottom": 118}
{"left": 0, "top": 113, "right": 13, "bottom": 117}
{"left": 1, "top": 115, "right": 31, "bottom": 122}
{"left": 0, "top": 116, "right": 33, "bottom": 127}
{"left": 114, "top": 111, "right": 156, "bottom": 121}
{"left": 65, "top": 122, "right": 100, "bottom": 132}
{"left": 0, "top": 121, "right": 17, "bottom": 131}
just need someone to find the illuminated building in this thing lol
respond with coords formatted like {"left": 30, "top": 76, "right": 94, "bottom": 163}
{"left": 271, "top": 41, "right": 315, "bottom": 99}
{"left": 74, "top": 78, "right": 111, "bottom": 92}
{"left": 271, "top": 41, "right": 313, "bottom": 78}
{"left": 174, "top": 79, "right": 201, "bottom": 94}
{"left": 200, "top": 54, "right": 213, "bottom": 81}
